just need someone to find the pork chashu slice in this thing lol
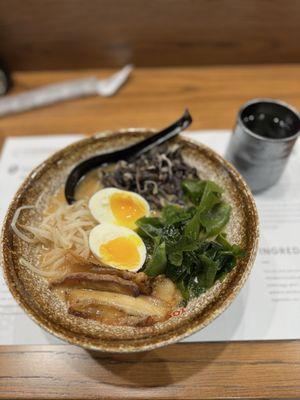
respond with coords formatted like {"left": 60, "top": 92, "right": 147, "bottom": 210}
{"left": 50, "top": 254, "right": 152, "bottom": 296}
{"left": 50, "top": 272, "right": 141, "bottom": 297}
{"left": 67, "top": 289, "right": 170, "bottom": 320}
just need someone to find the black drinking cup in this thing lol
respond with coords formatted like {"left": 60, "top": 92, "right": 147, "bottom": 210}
{"left": 225, "top": 99, "right": 300, "bottom": 192}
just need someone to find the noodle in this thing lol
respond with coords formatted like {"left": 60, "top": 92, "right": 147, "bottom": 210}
{"left": 11, "top": 205, "right": 36, "bottom": 243}
{"left": 19, "top": 257, "right": 58, "bottom": 277}
{"left": 12, "top": 198, "right": 96, "bottom": 274}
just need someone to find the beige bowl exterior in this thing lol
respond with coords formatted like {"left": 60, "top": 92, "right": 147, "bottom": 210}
{"left": 1, "top": 130, "right": 259, "bottom": 352}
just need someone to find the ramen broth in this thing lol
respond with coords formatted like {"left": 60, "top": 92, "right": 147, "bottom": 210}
{"left": 16, "top": 146, "right": 242, "bottom": 327}
{"left": 75, "top": 170, "right": 101, "bottom": 201}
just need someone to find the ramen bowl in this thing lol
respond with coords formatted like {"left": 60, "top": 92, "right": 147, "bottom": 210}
{"left": 1, "top": 130, "right": 259, "bottom": 352}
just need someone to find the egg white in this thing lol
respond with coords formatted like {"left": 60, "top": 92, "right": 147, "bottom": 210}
{"left": 88, "top": 223, "right": 147, "bottom": 272}
{"left": 88, "top": 187, "right": 150, "bottom": 228}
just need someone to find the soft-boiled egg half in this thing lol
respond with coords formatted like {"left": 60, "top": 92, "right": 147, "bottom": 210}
{"left": 88, "top": 188, "right": 150, "bottom": 230}
{"left": 89, "top": 223, "right": 146, "bottom": 272}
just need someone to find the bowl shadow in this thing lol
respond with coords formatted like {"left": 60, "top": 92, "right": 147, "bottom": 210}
{"left": 67, "top": 342, "right": 229, "bottom": 389}
{"left": 66, "top": 283, "right": 250, "bottom": 389}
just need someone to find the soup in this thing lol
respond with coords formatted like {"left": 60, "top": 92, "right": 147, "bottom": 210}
{"left": 11, "top": 144, "right": 245, "bottom": 327}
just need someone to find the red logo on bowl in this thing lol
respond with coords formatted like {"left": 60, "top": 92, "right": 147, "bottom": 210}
{"left": 169, "top": 307, "right": 186, "bottom": 318}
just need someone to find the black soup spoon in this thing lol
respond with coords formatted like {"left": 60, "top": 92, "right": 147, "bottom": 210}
{"left": 65, "top": 109, "right": 193, "bottom": 204}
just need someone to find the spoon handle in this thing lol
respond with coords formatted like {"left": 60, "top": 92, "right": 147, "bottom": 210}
{"left": 126, "top": 109, "right": 192, "bottom": 161}
{"left": 65, "top": 109, "right": 192, "bottom": 204}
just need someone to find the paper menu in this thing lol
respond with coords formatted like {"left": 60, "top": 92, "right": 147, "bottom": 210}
{"left": 186, "top": 132, "right": 300, "bottom": 342}
{"left": 0, "top": 135, "right": 84, "bottom": 345}
{"left": 0, "top": 135, "right": 84, "bottom": 222}
{"left": 0, "top": 131, "right": 299, "bottom": 344}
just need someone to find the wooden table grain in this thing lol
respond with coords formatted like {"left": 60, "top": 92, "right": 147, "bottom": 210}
{"left": 1, "top": 65, "right": 300, "bottom": 399}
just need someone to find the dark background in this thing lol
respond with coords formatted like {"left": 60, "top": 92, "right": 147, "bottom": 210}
{"left": 1, "top": 0, "right": 300, "bottom": 70}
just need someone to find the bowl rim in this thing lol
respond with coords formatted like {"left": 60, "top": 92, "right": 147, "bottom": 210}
{"left": 1, "top": 129, "right": 259, "bottom": 352}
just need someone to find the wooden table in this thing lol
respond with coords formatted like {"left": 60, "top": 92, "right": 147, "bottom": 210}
{"left": 1, "top": 65, "right": 300, "bottom": 399}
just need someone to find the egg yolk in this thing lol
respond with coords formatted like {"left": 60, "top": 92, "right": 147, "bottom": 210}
{"left": 109, "top": 192, "right": 147, "bottom": 229}
{"left": 100, "top": 235, "right": 141, "bottom": 270}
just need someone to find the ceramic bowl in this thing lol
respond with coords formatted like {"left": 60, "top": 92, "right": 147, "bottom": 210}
{"left": 1, "top": 130, "right": 259, "bottom": 352}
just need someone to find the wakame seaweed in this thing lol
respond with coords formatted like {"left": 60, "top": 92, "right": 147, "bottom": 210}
{"left": 136, "top": 179, "right": 245, "bottom": 301}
